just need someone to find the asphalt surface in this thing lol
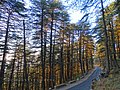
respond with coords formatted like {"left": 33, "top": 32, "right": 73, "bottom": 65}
{"left": 68, "top": 67, "right": 102, "bottom": 90}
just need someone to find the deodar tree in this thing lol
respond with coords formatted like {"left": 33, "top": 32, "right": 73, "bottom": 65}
{"left": 0, "top": 0, "right": 96, "bottom": 89}
{"left": 0, "top": 0, "right": 25, "bottom": 89}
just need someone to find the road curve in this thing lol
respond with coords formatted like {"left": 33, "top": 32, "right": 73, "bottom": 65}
{"left": 68, "top": 67, "right": 101, "bottom": 90}
{"left": 56, "top": 67, "right": 101, "bottom": 90}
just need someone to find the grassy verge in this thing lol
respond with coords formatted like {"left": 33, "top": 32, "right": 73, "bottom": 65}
{"left": 93, "top": 70, "right": 120, "bottom": 90}
{"left": 94, "top": 60, "right": 120, "bottom": 90}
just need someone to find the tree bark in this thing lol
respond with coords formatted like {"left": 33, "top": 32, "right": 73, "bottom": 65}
{"left": 49, "top": 10, "right": 54, "bottom": 89}
{"left": 67, "top": 31, "right": 70, "bottom": 81}
{"left": 100, "top": 0, "right": 110, "bottom": 73}
{"left": 82, "top": 39, "right": 86, "bottom": 74}
{"left": 85, "top": 45, "right": 89, "bottom": 72}
{"left": 22, "top": 20, "right": 29, "bottom": 90}
{"left": 79, "top": 30, "right": 83, "bottom": 76}
{"left": 0, "top": 12, "right": 10, "bottom": 90}
{"left": 110, "top": 20, "right": 119, "bottom": 68}
{"left": 8, "top": 51, "right": 16, "bottom": 90}
{"left": 117, "top": 35, "right": 120, "bottom": 59}
{"left": 41, "top": 8, "right": 45, "bottom": 90}
{"left": 70, "top": 32, "right": 74, "bottom": 80}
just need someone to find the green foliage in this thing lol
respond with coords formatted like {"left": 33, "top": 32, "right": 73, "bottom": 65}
{"left": 13, "top": 1, "right": 26, "bottom": 13}
{"left": 115, "top": 0, "right": 120, "bottom": 18}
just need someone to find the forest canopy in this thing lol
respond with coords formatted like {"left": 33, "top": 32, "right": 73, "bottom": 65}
{"left": 0, "top": 0, "right": 120, "bottom": 90}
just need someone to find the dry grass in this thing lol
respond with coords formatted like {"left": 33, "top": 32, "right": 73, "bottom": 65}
{"left": 94, "top": 70, "right": 120, "bottom": 90}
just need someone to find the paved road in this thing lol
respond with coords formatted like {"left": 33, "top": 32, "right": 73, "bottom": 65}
{"left": 68, "top": 67, "right": 101, "bottom": 90}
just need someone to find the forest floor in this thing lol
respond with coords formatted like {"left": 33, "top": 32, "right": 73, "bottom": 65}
{"left": 93, "top": 69, "right": 120, "bottom": 90}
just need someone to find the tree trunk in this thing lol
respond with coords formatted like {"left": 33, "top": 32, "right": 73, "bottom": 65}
{"left": 82, "top": 39, "right": 86, "bottom": 74}
{"left": 20, "top": 57, "right": 22, "bottom": 89}
{"left": 70, "top": 32, "right": 74, "bottom": 80}
{"left": 16, "top": 58, "right": 20, "bottom": 89}
{"left": 100, "top": 0, "right": 110, "bottom": 73}
{"left": 59, "top": 28, "right": 64, "bottom": 84}
{"left": 0, "top": 12, "right": 10, "bottom": 90}
{"left": 90, "top": 50, "right": 94, "bottom": 68}
{"left": 8, "top": 51, "right": 16, "bottom": 90}
{"left": 22, "top": 20, "right": 29, "bottom": 90}
{"left": 117, "top": 35, "right": 120, "bottom": 59}
{"left": 52, "top": 27, "right": 56, "bottom": 87}
{"left": 41, "top": 8, "right": 45, "bottom": 90}
{"left": 110, "top": 20, "right": 119, "bottom": 68}
{"left": 44, "top": 30, "right": 47, "bottom": 89}
{"left": 67, "top": 31, "right": 70, "bottom": 81}
{"left": 108, "top": 35, "right": 114, "bottom": 69}
{"left": 49, "top": 10, "right": 54, "bottom": 89}
{"left": 78, "top": 30, "right": 83, "bottom": 76}
{"left": 85, "top": 46, "right": 89, "bottom": 72}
